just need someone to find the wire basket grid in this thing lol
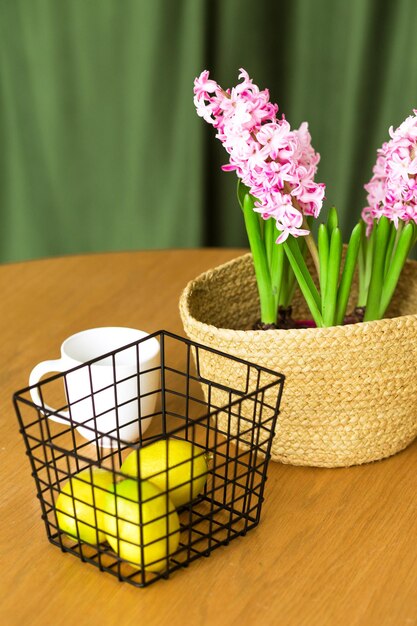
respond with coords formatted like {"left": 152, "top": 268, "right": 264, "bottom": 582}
{"left": 13, "top": 330, "right": 285, "bottom": 587}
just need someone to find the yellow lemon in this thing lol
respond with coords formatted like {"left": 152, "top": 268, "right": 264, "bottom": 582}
{"left": 55, "top": 467, "right": 113, "bottom": 544}
{"left": 120, "top": 438, "right": 209, "bottom": 508}
{"left": 102, "top": 479, "right": 180, "bottom": 572}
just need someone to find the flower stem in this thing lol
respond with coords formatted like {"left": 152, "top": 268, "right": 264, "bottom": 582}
{"left": 264, "top": 217, "right": 275, "bottom": 268}
{"left": 318, "top": 223, "right": 329, "bottom": 297}
{"left": 302, "top": 216, "right": 321, "bottom": 278}
{"left": 270, "top": 240, "right": 285, "bottom": 310}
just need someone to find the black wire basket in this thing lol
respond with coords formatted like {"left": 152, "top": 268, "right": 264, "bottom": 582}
{"left": 13, "top": 330, "right": 285, "bottom": 587}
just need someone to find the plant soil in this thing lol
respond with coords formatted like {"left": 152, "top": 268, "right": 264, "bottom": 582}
{"left": 253, "top": 306, "right": 366, "bottom": 330}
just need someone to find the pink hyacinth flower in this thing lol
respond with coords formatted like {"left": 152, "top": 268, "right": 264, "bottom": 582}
{"left": 193, "top": 69, "right": 325, "bottom": 242}
{"left": 363, "top": 109, "right": 417, "bottom": 235}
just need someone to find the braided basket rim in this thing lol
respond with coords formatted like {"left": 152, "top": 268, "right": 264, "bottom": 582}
{"left": 179, "top": 252, "right": 417, "bottom": 339}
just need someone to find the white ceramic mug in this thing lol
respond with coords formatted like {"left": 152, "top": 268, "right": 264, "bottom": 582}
{"left": 29, "top": 327, "right": 160, "bottom": 447}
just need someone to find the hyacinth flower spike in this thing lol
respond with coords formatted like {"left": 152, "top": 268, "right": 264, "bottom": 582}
{"left": 194, "top": 68, "right": 327, "bottom": 326}
{"left": 360, "top": 111, "right": 417, "bottom": 321}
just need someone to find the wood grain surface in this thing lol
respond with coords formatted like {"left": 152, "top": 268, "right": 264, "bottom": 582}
{"left": 1, "top": 249, "right": 417, "bottom": 626}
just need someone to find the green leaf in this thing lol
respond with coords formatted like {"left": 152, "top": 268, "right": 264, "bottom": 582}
{"left": 335, "top": 222, "right": 363, "bottom": 325}
{"left": 242, "top": 192, "right": 276, "bottom": 324}
{"left": 364, "top": 225, "right": 375, "bottom": 289}
{"left": 357, "top": 221, "right": 368, "bottom": 306}
{"left": 283, "top": 236, "right": 307, "bottom": 307}
{"left": 283, "top": 237, "right": 323, "bottom": 327}
{"left": 322, "top": 227, "right": 342, "bottom": 326}
{"left": 383, "top": 220, "right": 398, "bottom": 278}
{"left": 364, "top": 216, "right": 391, "bottom": 321}
{"left": 357, "top": 223, "right": 375, "bottom": 307}
{"left": 379, "top": 222, "right": 415, "bottom": 318}
{"left": 327, "top": 206, "right": 338, "bottom": 235}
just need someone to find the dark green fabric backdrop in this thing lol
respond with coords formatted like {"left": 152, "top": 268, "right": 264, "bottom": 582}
{"left": 1, "top": 0, "right": 417, "bottom": 263}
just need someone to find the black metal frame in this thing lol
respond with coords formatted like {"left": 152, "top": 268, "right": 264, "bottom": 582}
{"left": 13, "top": 330, "right": 285, "bottom": 587}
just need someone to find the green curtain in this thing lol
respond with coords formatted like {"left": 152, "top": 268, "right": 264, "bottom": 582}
{"left": 1, "top": 0, "right": 417, "bottom": 263}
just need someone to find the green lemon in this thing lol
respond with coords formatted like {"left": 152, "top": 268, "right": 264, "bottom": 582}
{"left": 120, "top": 438, "right": 209, "bottom": 508}
{"left": 55, "top": 467, "right": 113, "bottom": 544}
{"left": 102, "top": 479, "right": 180, "bottom": 572}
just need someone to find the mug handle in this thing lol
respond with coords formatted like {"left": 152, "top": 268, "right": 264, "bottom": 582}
{"left": 29, "top": 359, "right": 70, "bottom": 425}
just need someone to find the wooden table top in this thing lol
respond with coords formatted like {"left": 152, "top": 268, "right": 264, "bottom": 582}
{"left": 1, "top": 248, "right": 417, "bottom": 626}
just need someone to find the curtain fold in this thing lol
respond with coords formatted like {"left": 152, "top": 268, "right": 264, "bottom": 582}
{"left": 1, "top": 0, "right": 417, "bottom": 262}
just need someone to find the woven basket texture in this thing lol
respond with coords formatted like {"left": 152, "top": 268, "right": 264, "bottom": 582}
{"left": 179, "top": 252, "right": 417, "bottom": 467}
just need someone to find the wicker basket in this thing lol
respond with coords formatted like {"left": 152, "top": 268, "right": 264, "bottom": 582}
{"left": 179, "top": 252, "right": 417, "bottom": 467}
